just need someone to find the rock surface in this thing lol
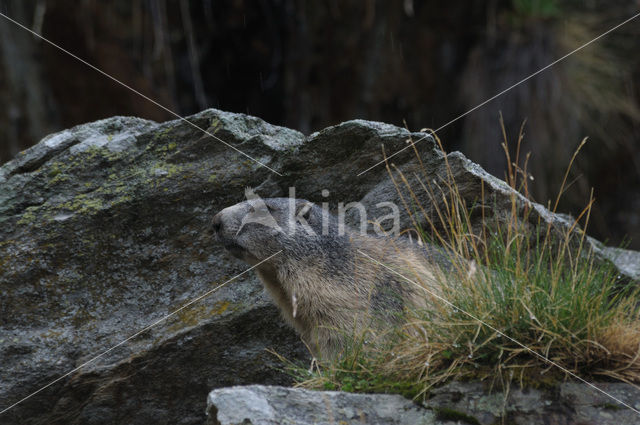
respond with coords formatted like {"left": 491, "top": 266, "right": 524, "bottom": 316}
{"left": 0, "top": 111, "right": 313, "bottom": 425}
{"left": 1, "top": 108, "right": 638, "bottom": 424}
{"left": 206, "top": 383, "right": 640, "bottom": 425}
{"left": 206, "top": 385, "right": 433, "bottom": 425}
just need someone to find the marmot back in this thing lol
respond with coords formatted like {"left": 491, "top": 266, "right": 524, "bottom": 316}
{"left": 210, "top": 197, "right": 445, "bottom": 359}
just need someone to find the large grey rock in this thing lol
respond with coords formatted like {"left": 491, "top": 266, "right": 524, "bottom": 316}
{"left": 1, "top": 108, "right": 638, "bottom": 424}
{"left": 205, "top": 385, "right": 437, "bottom": 425}
{"left": 0, "top": 111, "right": 312, "bottom": 425}
{"left": 0, "top": 110, "right": 433, "bottom": 424}
{"left": 206, "top": 383, "right": 640, "bottom": 425}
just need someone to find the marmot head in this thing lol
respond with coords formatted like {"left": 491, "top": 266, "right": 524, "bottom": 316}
{"left": 210, "top": 197, "right": 346, "bottom": 265}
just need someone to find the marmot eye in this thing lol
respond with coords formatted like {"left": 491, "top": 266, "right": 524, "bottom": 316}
{"left": 248, "top": 203, "right": 274, "bottom": 215}
{"left": 249, "top": 205, "right": 270, "bottom": 216}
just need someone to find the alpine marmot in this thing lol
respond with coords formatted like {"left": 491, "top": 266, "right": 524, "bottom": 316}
{"left": 210, "top": 197, "right": 446, "bottom": 359}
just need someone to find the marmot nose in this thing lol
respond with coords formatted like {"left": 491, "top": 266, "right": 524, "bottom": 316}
{"left": 208, "top": 213, "right": 222, "bottom": 236}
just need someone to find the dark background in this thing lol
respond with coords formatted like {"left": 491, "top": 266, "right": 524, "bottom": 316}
{"left": 1, "top": 0, "right": 639, "bottom": 248}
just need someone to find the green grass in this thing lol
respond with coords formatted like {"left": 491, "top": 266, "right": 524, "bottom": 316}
{"left": 281, "top": 122, "right": 640, "bottom": 400}
{"left": 513, "top": 0, "right": 560, "bottom": 18}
